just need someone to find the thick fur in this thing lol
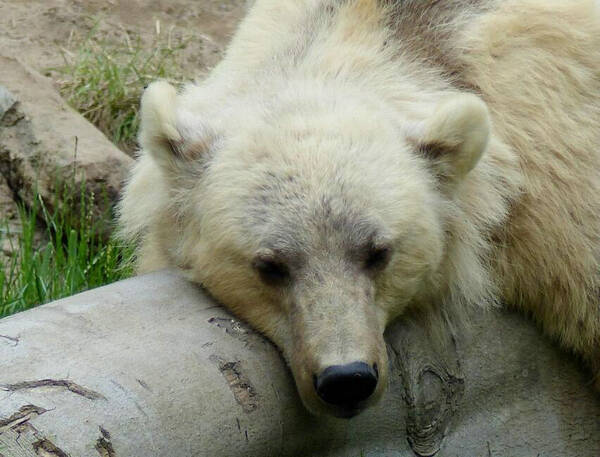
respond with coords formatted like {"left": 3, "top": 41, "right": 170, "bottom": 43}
{"left": 119, "top": 0, "right": 600, "bottom": 415}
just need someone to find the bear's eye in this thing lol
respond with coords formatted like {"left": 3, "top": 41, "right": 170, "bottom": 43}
{"left": 252, "top": 256, "right": 290, "bottom": 286}
{"left": 364, "top": 244, "right": 392, "bottom": 271}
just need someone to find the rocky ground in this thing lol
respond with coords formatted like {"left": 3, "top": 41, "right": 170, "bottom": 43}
{"left": 0, "top": 0, "right": 246, "bottom": 265}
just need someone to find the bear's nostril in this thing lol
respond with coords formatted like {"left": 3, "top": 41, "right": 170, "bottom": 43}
{"left": 315, "top": 361, "right": 378, "bottom": 407}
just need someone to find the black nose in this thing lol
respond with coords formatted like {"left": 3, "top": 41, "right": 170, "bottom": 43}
{"left": 314, "top": 361, "right": 378, "bottom": 407}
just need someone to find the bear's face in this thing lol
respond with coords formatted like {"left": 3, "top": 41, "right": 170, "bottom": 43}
{"left": 137, "top": 81, "right": 489, "bottom": 418}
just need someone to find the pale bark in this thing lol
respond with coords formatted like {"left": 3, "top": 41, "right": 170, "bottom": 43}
{"left": 0, "top": 270, "right": 598, "bottom": 457}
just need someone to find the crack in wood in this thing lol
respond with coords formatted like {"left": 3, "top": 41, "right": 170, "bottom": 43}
{"left": 1, "top": 379, "right": 106, "bottom": 400}
{"left": 0, "top": 405, "right": 69, "bottom": 457}
{"left": 95, "top": 426, "right": 116, "bottom": 457}
{"left": 0, "top": 404, "right": 47, "bottom": 432}
{"left": 209, "top": 355, "right": 259, "bottom": 413}
{"left": 136, "top": 379, "right": 150, "bottom": 391}
{"left": 0, "top": 334, "right": 19, "bottom": 347}
{"left": 208, "top": 317, "right": 251, "bottom": 341}
{"left": 32, "top": 438, "right": 69, "bottom": 457}
{"left": 207, "top": 317, "right": 273, "bottom": 351}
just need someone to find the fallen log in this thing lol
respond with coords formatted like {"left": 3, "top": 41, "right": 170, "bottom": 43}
{"left": 0, "top": 270, "right": 598, "bottom": 456}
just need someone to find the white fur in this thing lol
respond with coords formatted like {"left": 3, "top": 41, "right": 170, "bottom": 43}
{"left": 119, "top": 0, "right": 600, "bottom": 415}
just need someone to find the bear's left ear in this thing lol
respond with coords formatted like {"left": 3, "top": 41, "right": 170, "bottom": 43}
{"left": 139, "top": 81, "right": 216, "bottom": 175}
{"left": 408, "top": 94, "right": 490, "bottom": 185}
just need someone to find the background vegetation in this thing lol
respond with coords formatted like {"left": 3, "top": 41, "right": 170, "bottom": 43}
{"left": 0, "top": 182, "right": 131, "bottom": 317}
{"left": 57, "top": 23, "right": 184, "bottom": 153}
{"left": 0, "top": 26, "right": 184, "bottom": 317}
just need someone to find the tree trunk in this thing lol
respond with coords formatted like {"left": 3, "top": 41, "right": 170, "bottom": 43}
{"left": 1, "top": 270, "right": 598, "bottom": 457}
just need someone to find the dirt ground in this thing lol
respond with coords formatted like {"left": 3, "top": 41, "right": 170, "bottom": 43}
{"left": 0, "top": 0, "right": 247, "bottom": 78}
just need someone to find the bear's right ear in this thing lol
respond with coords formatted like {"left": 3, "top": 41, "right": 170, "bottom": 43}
{"left": 406, "top": 94, "right": 490, "bottom": 188}
{"left": 139, "top": 81, "right": 214, "bottom": 174}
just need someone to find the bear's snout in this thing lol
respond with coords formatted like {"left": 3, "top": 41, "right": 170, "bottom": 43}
{"left": 314, "top": 361, "right": 379, "bottom": 416}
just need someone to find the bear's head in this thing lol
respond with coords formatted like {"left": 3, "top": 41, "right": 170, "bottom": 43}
{"left": 133, "top": 80, "right": 490, "bottom": 418}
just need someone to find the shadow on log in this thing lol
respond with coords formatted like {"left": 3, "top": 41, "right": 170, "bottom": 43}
{"left": 0, "top": 271, "right": 598, "bottom": 456}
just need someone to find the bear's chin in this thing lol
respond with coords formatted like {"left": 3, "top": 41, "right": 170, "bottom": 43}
{"left": 301, "top": 394, "right": 379, "bottom": 419}
{"left": 330, "top": 406, "right": 365, "bottom": 419}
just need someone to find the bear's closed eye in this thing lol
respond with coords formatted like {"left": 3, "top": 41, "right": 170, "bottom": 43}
{"left": 252, "top": 256, "right": 290, "bottom": 286}
{"left": 364, "top": 245, "right": 393, "bottom": 272}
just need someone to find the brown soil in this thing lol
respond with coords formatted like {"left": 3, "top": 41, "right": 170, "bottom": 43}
{"left": 0, "top": 0, "right": 247, "bottom": 77}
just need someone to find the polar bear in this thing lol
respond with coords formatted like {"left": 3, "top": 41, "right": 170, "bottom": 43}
{"left": 118, "top": 0, "right": 600, "bottom": 417}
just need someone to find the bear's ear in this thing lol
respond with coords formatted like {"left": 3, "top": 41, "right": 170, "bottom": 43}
{"left": 408, "top": 94, "right": 490, "bottom": 185}
{"left": 139, "top": 81, "right": 214, "bottom": 174}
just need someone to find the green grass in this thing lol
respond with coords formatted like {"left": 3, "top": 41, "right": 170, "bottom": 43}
{"left": 0, "top": 23, "right": 187, "bottom": 317}
{"left": 55, "top": 22, "right": 185, "bottom": 153}
{"left": 0, "top": 181, "right": 133, "bottom": 318}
